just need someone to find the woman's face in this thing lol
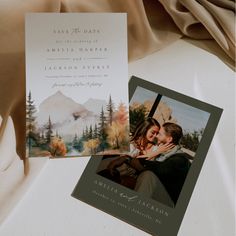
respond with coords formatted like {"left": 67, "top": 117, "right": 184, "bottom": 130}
{"left": 146, "top": 125, "right": 159, "bottom": 143}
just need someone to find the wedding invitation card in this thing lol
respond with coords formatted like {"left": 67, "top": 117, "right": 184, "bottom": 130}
{"left": 25, "top": 13, "right": 129, "bottom": 157}
{"left": 72, "top": 76, "right": 223, "bottom": 236}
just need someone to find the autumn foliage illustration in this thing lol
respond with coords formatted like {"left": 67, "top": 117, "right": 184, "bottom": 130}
{"left": 49, "top": 137, "right": 67, "bottom": 157}
{"left": 26, "top": 91, "right": 129, "bottom": 157}
{"left": 82, "top": 98, "right": 129, "bottom": 154}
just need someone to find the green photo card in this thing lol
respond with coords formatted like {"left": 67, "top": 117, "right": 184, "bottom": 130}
{"left": 72, "top": 76, "right": 223, "bottom": 236}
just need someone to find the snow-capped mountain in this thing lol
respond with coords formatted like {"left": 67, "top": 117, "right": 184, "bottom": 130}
{"left": 36, "top": 91, "right": 101, "bottom": 140}
{"left": 36, "top": 91, "right": 90, "bottom": 125}
{"left": 83, "top": 98, "right": 107, "bottom": 115}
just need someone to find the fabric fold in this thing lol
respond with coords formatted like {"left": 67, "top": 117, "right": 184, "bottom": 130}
{"left": 180, "top": 0, "right": 235, "bottom": 60}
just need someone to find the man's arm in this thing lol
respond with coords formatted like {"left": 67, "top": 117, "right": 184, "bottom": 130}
{"left": 141, "top": 153, "right": 191, "bottom": 179}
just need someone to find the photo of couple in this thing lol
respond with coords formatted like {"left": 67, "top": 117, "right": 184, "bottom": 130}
{"left": 72, "top": 77, "right": 222, "bottom": 236}
{"left": 96, "top": 83, "right": 210, "bottom": 208}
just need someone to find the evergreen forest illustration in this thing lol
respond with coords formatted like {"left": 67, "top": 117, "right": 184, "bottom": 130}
{"left": 26, "top": 91, "right": 129, "bottom": 157}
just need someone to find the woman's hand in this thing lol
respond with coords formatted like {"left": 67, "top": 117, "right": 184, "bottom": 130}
{"left": 156, "top": 143, "right": 175, "bottom": 154}
{"left": 144, "top": 156, "right": 156, "bottom": 161}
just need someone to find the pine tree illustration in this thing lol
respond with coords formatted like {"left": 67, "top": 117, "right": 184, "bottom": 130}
{"left": 26, "top": 91, "right": 37, "bottom": 154}
{"left": 98, "top": 106, "right": 108, "bottom": 151}
{"left": 94, "top": 124, "right": 99, "bottom": 138}
{"left": 85, "top": 126, "right": 89, "bottom": 140}
{"left": 46, "top": 116, "right": 53, "bottom": 144}
{"left": 89, "top": 125, "right": 93, "bottom": 139}
{"left": 107, "top": 95, "right": 114, "bottom": 126}
{"left": 99, "top": 106, "right": 106, "bottom": 137}
{"left": 72, "top": 133, "right": 79, "bottom": 149}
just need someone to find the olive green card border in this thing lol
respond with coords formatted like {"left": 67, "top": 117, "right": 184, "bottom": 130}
{"left": 72, "top": 76, "right": 223, "bottom": 236}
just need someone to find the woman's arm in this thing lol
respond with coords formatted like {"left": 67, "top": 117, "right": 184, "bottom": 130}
{"left": 128, "top": 142, "right": 140, "bottom": 158}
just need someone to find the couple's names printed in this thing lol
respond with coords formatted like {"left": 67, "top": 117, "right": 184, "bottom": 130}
{"left": 25, "top": 13, "right": 129, "bottom": 158}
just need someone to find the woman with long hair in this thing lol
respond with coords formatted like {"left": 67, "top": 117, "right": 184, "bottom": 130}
{"left": 105, "top": 117, "right": 173, "bottom": 179}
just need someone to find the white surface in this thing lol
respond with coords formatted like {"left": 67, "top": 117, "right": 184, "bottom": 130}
{"left": 0, "top": 40, "right": 235, "bottom": 236}
{"left": 0, "top": 157, "right": 47, "bottom": 225}
{"left": 0, "top": 117, "right": 17, "bottom": 171}
{"left": 0, "top": 116, "right": 48, "bottom": 224}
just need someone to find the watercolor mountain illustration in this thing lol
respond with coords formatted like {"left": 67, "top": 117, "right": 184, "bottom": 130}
{"left": 26, "top": 91, "right": 129, "bottom": 157}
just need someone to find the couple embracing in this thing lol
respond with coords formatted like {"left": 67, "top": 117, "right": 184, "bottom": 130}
{"left": 100, "top": 117, "right": 192, "bottom": 207}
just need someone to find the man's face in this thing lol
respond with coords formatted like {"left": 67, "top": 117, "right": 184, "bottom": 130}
{"left": 156, "top": 127, "right": 172, "bottom": 145}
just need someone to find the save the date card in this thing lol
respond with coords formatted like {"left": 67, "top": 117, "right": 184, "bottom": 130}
{"left": 25, "top": 13, "right": 129, "bottom": 158}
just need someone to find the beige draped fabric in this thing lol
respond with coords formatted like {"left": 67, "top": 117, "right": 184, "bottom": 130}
{"left": 0, "top": 0, "right": 235, "bottom": 172}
